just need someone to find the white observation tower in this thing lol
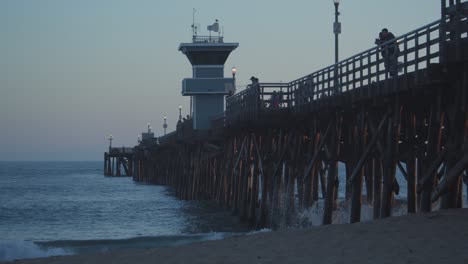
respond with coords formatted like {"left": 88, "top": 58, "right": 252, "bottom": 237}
{"left": 179, "top": 18, "right": 239, "bottom": 130}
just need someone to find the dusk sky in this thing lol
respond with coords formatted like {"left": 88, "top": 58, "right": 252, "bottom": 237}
{"left": 1, "top": 0, "right": 440, "bottom": 161}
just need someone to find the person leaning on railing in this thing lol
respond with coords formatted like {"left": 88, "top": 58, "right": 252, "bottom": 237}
{"left": 375, "top": 28, "right": 399, "bottom": 77}
{"left": 270, "top": 91, "right": 282, "bottom": 108}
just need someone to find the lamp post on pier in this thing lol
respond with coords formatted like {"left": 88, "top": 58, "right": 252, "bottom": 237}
{"left": 108, "top": 134, "right": 113, "bottom": 150}
{"left": 231, "top": 66, "right": 237, "bottom": 79}
{"left": 333, "top": 0, "right": 341, "bottom": 64}
{"left": 230, "top": 66, "right": 237, "bottom": 96}
{"left": 333, "top": 0, "right": 341, "bottom": 94}
{"left": 178, "top": 105, "right": 182, "bottom": 123}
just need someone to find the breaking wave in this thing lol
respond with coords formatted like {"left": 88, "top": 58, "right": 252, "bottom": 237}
{"left": 0, "top": 232, "right": 238, "bottom": 262}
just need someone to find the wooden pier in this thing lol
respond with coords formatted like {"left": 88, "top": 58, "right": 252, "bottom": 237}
{"left": 111, "top": 0, "right": 468, "bottom": 227}
{"left": 104, "top": 147, "right": 134, "bottom": 177}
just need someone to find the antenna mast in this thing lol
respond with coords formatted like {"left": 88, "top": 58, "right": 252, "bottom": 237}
{"left": 192, "top": 8, "right": 197, "bottom": 38}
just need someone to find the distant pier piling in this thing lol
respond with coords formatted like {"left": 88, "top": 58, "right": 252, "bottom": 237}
{"left": 104, "top": 147, "right": 134, "bottom": 177}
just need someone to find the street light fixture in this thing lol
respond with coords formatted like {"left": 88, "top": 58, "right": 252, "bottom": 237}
{"left": 231, "top": 66, "right": 237, "bottom": 78}
{"left": 108, "top": 134, "right": 113, "bottom": 149}
{"left": 333, "top": 0, "right": 341, "bottom": 64}
{"left": 163, "top": 116, "right": 167, "bottom": 135}
{"left": 178, "top": 105, "right": 182, "bottom": 122}
{"left": 229, "top": 66, "right": 237, "bottom": 96}
{"left": 333, "top": 0, "right": 341, "bottom": 94}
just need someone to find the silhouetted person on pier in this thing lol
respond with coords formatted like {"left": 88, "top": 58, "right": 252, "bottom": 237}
{"left": 305, "top": 76, "right": 315, "bottom": 102}
{"left": 250, "top": 76, "right": 259, "bottom": 85}
{"left": 277, "top": 90, "right": 284, "bottom": 107}
{"left": 375, "top": 28, "right": 399, "bottom": 77}
{"left": 270, "top": 91, "right": 280, "bottom": 108}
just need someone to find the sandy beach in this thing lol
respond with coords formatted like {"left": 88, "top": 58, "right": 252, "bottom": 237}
{"left": 4, "top": 208, "right": 468, "bottom": 264}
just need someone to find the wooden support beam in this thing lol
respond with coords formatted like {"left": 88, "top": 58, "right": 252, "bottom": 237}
{"left": 122, "top": 158, "right": 130, "bottom": 176}
{"left": 111, "top": 157, "right": 115, "bottom": 176}
{"left": 417, "top": 146, "right": 449, "bottom": 192}
{"left": 347, "top": 113, "right": 390, "bottom": 185}
{"left": 258, "top": 133, "right": 270, "bottom": 227}
{"left": 323, "top": 114, "right": 343, "bottom": 225}
{"left": 406, "top": 112, "right": 417, "bottom": 213}
{"left": 345, "top": 162, "right": 352, "bottom": 200}
{"left": 252, "top": 135, "right": 264, "bottom": 182}
{"left": 303, "top": 121, "right": 333, "bottom": 181}
{"left": 432, "top": 152, "right": 468, "bottom": 202}
{"left": 129, "top": 158, "right": 133, "bottom": 177}
{"left": 271, "top": 135, "right": 291, "bottom": 183}
{"left": 319, "top": 162, "right": 327, "bottom": 199}
{"left": 440, "top": 87, "right": 467, "bottom": 208}
{"left": 351, "top": 110, "right": 366, "bottom": 223}
{"left": 364, "top": 162, "right": 374, "bottom": 204}
{"left": 381, "top": 117, "right": 394, "bottom": 218}
{"left": 465, "top": 170, "right": 468, "bottom": 203}
{"left": 233, "top": 136, "right": 247, "bottom": 174}
{"left": 397, "top": 162, "right": 408, "bottom": 181}
{"left": 239, "top": 135, "right": 251, "bottom": 220}
{"left": 381, "top": 100, "right": 402, "bottom": 219}
{"left": 373, "top": 159, "right": 382, "bottom": 219}
{"left": 420, "top": 94, "right": 444, "bottom": 212}
{"left": 107, "top": 154, "right": 112, "bottom": 176}
{"left": 104, "top": 153, "right": 107, "bottom": 176}
{"left": 302, "top": 130, "right": 316, "bottom": 208}
{"left": 250, "top": 153, "right": 259, "bottom": 226}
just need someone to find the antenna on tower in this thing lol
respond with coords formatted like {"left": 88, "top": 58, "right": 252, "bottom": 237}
{"left": 191, "top": 8, "right": 198, "bottom": 38}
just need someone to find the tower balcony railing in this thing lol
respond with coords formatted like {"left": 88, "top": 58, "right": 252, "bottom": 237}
{"left": 192, "top": 35, "right": 224, "bottom": 43}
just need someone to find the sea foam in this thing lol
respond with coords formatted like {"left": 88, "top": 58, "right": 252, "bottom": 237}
{"left": 0, "top": 240, "right": 71, "bottom": 262}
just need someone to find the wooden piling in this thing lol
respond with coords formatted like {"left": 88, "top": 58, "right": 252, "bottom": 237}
{"left": 323, "top": 114, "right": 343, "bottom": 225}
{"left": 407, "top": 112, "right": 417, "bottom": 213}
{"left": 350, "top": 110, "right": 366, "bottom": 223}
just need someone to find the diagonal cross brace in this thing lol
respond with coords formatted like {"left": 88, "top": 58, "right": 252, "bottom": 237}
{"left": 302, "top": 121, "right": 334, "bottom": 181}
{"left": 347, "top": 113, "right": 390, "bottom": 185}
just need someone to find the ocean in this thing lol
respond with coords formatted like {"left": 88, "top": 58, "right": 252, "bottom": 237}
{"left": 1, "top": 161, "right": 463, "bottom": 262}
{"left": 0, "top": 161, "right": 251, "bottom": 262}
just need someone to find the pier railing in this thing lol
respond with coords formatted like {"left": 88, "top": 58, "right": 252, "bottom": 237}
{"left": 159, "top": 131, "right": 177, "bottom": 145}
{"left": 225, "top": 17, "right": 468, "bottom": 125}
{"left": 291, "top": 19, "right": 442, "bottom": 103}
{"left": 226, "top": 83, "right": 260, "bottom": 125}
{"left": 110, "top": 147, "right": 134, "bottom": 155}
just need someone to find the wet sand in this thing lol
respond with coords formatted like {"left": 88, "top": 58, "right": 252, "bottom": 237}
{"left": 5, "top": 209, "right": 468, "bottom": 264}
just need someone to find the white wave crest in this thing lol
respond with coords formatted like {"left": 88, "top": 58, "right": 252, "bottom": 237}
{"left": 246, "top": 228, "right": 273, "bottom": 235}
{"left": 0, "top": 240, "right": 71, "bottom": 262}
{"left": 204, "top": 232, "right": 227, "bottom": 241}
